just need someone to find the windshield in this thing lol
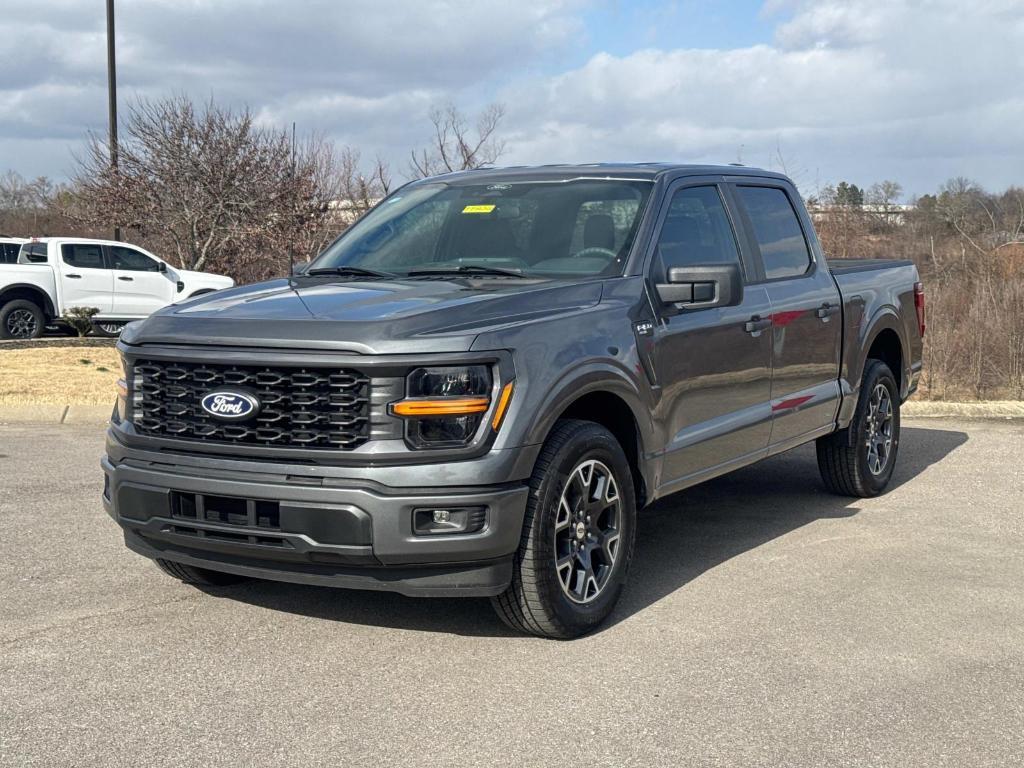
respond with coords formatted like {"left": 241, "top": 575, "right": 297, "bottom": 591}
{"left": 312, "top": 178, "right": 654, "bottom": 278}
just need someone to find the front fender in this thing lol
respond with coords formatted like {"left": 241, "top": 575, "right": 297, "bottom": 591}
{"left": 523, "top": 362, "right": 654, "bottom": 449}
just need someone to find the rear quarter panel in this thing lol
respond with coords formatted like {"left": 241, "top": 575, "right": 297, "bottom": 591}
{"left": 0, "top": 263, "right": 59, "bottom": 314}
{"left": 832, "top": 262, "right": 923, "bottom": 427}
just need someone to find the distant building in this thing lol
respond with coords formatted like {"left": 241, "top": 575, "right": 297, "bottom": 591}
{"left": 807, "top": 203, "right": 915, "bottom": 226}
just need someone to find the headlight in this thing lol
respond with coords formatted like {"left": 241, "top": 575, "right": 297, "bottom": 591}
{"left": 391, "top": 365, "right": 493, "bottom": 448}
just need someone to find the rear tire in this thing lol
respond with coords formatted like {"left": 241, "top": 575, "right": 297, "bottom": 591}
{"left": 816, "top": 359, "right": 901, "bottom": 497}
{"left": 0, "top": 299, "right": 45, "bottom": 340}
{"left": 154, "top": 558, "right": 250, "bottom": 587}
{"left": 491, "top": 419, "right": 637, "bottom": 639}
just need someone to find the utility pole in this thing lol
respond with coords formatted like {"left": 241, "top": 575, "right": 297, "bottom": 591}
{"left": 105, "top": 0, "right": 120, "bottom": 241}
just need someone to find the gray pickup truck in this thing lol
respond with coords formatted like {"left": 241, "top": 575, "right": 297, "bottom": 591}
{"left": 103, "top": 164, "right": 924, "bottom": 638}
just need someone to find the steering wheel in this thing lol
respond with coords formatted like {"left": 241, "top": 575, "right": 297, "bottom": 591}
{"left": 572, "top": 247, "right": 617, "bottom": 261}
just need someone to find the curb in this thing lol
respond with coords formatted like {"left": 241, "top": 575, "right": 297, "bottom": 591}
{"left": 0, "top": 404, "right": 111, "bottom": 426}
{"left": 902, "top": 400, "right": 1024, "bottom": 419}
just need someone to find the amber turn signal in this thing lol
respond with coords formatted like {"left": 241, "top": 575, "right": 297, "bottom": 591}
{"left": 491, "top": 382, "right": 514, "bottom": 430}
{"left": 392, "top": 397, "right": 491, "bottom": 417}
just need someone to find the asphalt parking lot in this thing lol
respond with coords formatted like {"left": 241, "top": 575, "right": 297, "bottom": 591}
{"left": 2, "top": 418, "right": 1023, "bottom": 767}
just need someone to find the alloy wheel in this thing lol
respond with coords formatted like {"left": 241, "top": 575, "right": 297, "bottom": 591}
{"left": 864, "top": 382, "right": 894, "bottom": 475}
{"left": 6, "top": 308, "right": 38, "bottom": 339}
{"left": 553, "top": 459, "right": 622, "bottom": 604}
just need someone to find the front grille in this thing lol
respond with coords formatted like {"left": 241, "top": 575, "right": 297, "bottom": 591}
{"left": 132, "top": 359, "right": 370, "bottom": 450}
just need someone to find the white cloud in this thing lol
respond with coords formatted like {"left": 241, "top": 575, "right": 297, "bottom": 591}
{"left": 1, "top": 0, "right": 1023, "bottom": 195}
{"left": 503, "top": 0, "right": 1024, "bottom": 194}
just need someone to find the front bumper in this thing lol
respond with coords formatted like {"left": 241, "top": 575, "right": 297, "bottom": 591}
{"left": 102, "top": 438, "right": 530, "bottom": 597}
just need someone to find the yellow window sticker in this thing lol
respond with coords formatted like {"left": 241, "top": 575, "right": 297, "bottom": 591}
{"left": 462, "top": 204, "right": 496, "bottom": 214}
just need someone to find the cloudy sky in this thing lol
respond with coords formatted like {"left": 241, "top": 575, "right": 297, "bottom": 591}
{"left": 2, "top": 0, "right": 1023, "bottom": 198}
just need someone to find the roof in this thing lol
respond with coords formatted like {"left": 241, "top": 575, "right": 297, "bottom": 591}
{"left": 24, "top": 236, "right": 129, "bottom": 246}
{"left": 417, "top": 162, "right": 789, "bottom": 185}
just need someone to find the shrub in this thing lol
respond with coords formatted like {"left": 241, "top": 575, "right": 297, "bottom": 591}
{"left": 62, "top": 306, "right": 101, "bottom": 337}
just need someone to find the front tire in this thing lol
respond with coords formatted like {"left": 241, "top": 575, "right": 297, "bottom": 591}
{"left": 0, "top": 299, "right": 45, "bottom": 340}
{"left": 91, "top": 320, "right": 126, "bottom": 338}
{"left": 492, "top": 420, "right": 637, "bottom": 639}
{"left": 816, "top": 359, "right": 901, "bottom": 497}
{"left": 154, "top": 558, "right": 250, "bottom": 587}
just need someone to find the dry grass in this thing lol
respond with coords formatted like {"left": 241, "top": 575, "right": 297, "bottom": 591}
{"left": 0, "top": 347, "right": 121, "bottom": 405}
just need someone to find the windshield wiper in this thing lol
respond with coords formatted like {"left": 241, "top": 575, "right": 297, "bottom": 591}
{"left": 406, "top": 265, "right": 528, "bottom": 279}
{"left": 305, "top": 266, "right": 396, "bottom": 278}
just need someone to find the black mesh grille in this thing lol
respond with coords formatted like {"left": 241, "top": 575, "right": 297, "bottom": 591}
{"left": 132, "top": 359, "right": 370, "bottom": 449}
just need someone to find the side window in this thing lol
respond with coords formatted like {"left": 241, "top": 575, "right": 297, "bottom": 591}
{"left": 61, "top": 244, "right": 107, "bottom": 270}
{"left": 110, "top": 246, "right": 160, "bottom": 272}
{"left": 736, "top": 186, "right": 811, "bottom": 280}
{"left": 653, "top": 186, "right": 741, "bottom": 279}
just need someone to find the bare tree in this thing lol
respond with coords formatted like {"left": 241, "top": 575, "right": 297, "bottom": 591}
{"left": 337, "top": 147, "right": 392, "bottom": 217}
{"left": 867, "top": 180, "right": 903, "bottom": 208}
{"left": 68, "top": 96, "right": 343, "bottom": 280}
{"left": 409, "top": 103, "right": 506, "bottom": 178}
{"left": 0, "top": 171, "right": 78, "bottom": 236}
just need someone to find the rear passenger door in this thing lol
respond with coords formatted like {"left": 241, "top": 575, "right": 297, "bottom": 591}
{"left": 58, "top": 243, "right": 114, "bottom": 314}
{"left": 648, "top": 180, "right": 774, "bottom": 491}
{"left": 730, "top": 181, "right": 842, "bottom": 450}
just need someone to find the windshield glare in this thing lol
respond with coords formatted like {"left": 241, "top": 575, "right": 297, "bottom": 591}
{"left": 312, "top": 179, "right": 654, "bottom": 279}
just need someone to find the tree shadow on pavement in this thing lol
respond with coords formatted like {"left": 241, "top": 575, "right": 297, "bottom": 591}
{"left": 211, "top": 425, "right": 967, "bottom": 638}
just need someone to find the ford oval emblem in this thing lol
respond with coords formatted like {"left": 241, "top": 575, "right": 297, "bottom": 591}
{"left": 200, "top": 390, "right": 259, "bottom": 420}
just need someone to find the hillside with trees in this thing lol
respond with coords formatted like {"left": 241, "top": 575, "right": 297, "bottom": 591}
{"left": 1, "top": 96, "right": 1021, "bottom": 400}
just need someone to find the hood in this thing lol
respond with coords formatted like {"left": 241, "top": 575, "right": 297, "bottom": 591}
{"left": 122, "top": 276, "right": 604, "bottom": 353}
{"left": 176, "top": 269, "right": 235, "bottom": 288}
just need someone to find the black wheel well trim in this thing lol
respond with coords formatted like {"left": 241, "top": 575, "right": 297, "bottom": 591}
{"left": 0, "top": 284, "right": 55, "bottom": 318}
{"left": 188, "top": 288, "right": 216, "bottom": 298}
{"left": 525, "top": 371, "right": 654, "bottom": 508}
{"left": 859, "top": 308, "right": 907, "bottom": 395}
{"left": 838, "top": 309, "right": 908, "bottom": 431}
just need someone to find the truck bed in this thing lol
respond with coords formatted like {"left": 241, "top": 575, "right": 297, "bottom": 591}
{"left": 828, "top": 258, "right": 915, "bottom": 275}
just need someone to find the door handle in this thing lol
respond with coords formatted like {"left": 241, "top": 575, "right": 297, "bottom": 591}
{"left": 66, "top": 274, "right": 82, "bottom": 279}
{"left": 816, "top": 302, "right": 840, "bottom": 319}
{"left": 744, "top": 315, "right": 772, "bottom": 334}
{"left": 118, "top": 276, "right": 134, "bottom": 282}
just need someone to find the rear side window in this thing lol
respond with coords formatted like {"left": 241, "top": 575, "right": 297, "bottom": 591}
{"left": 653, "top": 186, "right": 741, "bottom": 279}
{"left": 736, "top": 186, "right": 811, "bottom": 280}
{"left": 110, "top": 246, "right": 160, "bottom": 271}
{"left": 61, "top": 244, "right": 106, "bottom": 269}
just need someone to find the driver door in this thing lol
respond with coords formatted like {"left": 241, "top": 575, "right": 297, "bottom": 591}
{"left": 647, "top": 181, "right": 774, "bottom": 492}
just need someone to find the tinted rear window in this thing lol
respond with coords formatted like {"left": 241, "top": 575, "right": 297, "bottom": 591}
{"left": 19, "top": 243, "right": 48, "bottom": 264}
{"left": 736, "top": 186, "right": 811, "bottom": 280}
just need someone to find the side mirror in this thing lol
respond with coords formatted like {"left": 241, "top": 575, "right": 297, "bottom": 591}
{"left": 157, "top": 261, "right": 167, "bottom": 273}
{"left": 656, "top": 263, "right": 742, "bottom": 310}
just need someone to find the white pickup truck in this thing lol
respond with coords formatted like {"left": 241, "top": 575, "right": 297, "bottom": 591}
{"left": 0, "top": 237, "right": 233, "bottom": 339}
